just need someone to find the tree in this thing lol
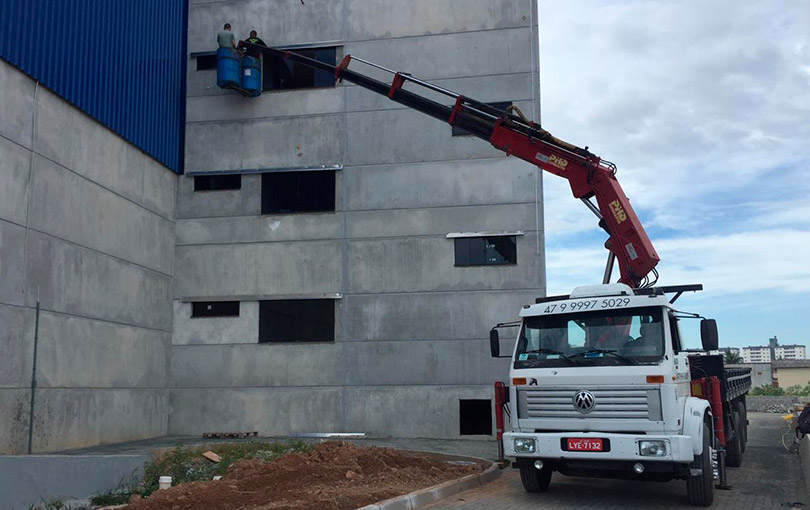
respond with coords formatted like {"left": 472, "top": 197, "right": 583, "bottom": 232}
{"left": 723, "top": 350, "right": 742, "bottom": 364}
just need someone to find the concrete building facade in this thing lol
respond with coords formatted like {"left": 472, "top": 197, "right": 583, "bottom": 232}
{"left": 1, "top": 0, "right": 543, "bottom": 453}
{"left": 742, "top": 346, "right": 772, "bottom": 363}
{"left": 775, "top": 345, "right": 806, "bottom": 360}
{"left": 0, "top": 59, "right": 176, "bottom": 453}
{"left": 171, "top": 0, "right": 543, "bottom": 438}
{"left": 741, "top": 336, "right": 806, "bottom": 363}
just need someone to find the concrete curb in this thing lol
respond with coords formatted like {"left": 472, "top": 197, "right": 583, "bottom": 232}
{"left": 355, "top": 458, "right": 501, "bottom": 510}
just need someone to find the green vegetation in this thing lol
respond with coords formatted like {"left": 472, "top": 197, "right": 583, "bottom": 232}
{"left": 27, "top": 501, "right": 81, "bottom": 510}
{"left": 749, "top": 383, "right": 810, "bottom": 396}
{"left": 89, "top": 485, "right": 136, "bottom": 506}
{"left": 92, "top": 439, "right": 311, "bottom": 502}
{"left": 723, "top": 350, "right": 742, "bottom": 364}
{"left": 750, "top": 385, "right": 785, "bottom": 396}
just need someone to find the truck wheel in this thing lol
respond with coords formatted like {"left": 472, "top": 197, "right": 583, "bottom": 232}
{"left": 726, "top": 411, "right": 743, "bottom": 467}
{"left": 687, "top": 423, "right": 714, "bottom": 507}
{"left": 518, "top": 460, "right": 552, "bottom": 493}
{"left": 733, "top": 401, "right": 747, "bottom": 452}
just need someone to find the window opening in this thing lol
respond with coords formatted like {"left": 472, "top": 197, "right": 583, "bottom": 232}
{"left": 259, "top": 299, "right": 335, "bottom": 343}
{"left": 191, "top": 301, "right": 240, "bottom": 317}
{"left": 261, "top": 170, "right": 335, "bottom": 214}
{"left": 195, "top": 54, "right": 217, "bottom": 71}
{"left": 194, "top": 174, "right": 241, "bottom": 191}
{"left": 459, "top": 399, "right": 492, "bottom": 435}
{"left": 263, "top": 46, "right": 338, "bottom": 91}
{"left": 454, "top": 236, "right": 517, "bottom": 266}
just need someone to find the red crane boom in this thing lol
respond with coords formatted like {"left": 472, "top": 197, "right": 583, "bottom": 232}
{"left": 243, "top": 43, "right": 660, "bottom": 287}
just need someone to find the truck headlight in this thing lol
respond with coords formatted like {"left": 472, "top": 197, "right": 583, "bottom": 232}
{"left": 639, "top": 440, "right": 667, "bottom": 457}
{"left": 514, "top": 437, "right": 536, "bottom": 453}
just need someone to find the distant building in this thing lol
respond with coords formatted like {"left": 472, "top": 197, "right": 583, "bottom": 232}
{"left": 741, "top": 336, "right": 805, "bottom": 363}
{"left": 742, "top": 346, "right": 772, "bottom": 363}
{"left": 709, "top": 347, "right": 740, "bottom": 357}
{"left": 773, "top": 360, "right": 810, "bottom": 388}
{"left": 775, "top": 344, "right": 806, "bottom": 360}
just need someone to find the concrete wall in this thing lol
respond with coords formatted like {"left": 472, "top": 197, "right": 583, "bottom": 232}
{"left": 746, "top": 396, "right": 801, "bottom": 413}
{"left": 0, "top": 454, "right": 148, "bottom": 510}
{"left": 748, "top": 363, "right": 774, "bottom": 389}
{"left": 172, "top": 0, "right": 542, "bottom": 438}
{"left": 0, "top": 59, "right": 176, "bottom": 453}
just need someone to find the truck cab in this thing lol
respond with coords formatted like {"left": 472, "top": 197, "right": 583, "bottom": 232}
{"left": 492, "top": 283, "right": 747, "bottom": 506}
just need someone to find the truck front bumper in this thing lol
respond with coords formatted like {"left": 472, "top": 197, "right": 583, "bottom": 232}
{"left": 503, "top": 431, "right": 694, "bottom": 463}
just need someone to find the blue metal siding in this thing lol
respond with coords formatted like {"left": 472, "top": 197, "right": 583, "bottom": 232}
{"left": 0, "top": 0, "right": 187, "bottom": 173}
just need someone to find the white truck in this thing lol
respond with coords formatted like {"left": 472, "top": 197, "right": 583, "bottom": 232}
{"left": 490, "top": 283, "right": 752, "bottom": 506}
{"left": 252, "top": 46, "right": 752, "bottom": 506}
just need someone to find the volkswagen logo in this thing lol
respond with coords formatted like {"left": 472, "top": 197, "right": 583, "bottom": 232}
{"left": 573, "top": 390, "right": 595, "bottom": 413}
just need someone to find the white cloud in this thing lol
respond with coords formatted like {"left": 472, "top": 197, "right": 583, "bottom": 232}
{"left": 538, "top": 0, "right": 810, "bottom": 231}
{"left": 546, "top": 229, "right": 810, "bottom": 297}
{"left": 753, "top": 199, "right": 810, "bottom": 229}
{"left": 656, "top": 230, "right": 810, "bottom": 294}
{"left": 538, "top": 0, "right": 810, "bottom": 321}
{"left": 542, "top": 174, "right": 601, "bottom": 236}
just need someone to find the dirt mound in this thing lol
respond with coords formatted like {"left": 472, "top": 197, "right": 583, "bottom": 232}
{"left": 127, "top": 441, "right": 486, "bottom": 510}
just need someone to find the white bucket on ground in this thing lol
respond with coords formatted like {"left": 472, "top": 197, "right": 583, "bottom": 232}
{"left": 158, "top": 476, "right": 172, "bottom": 490}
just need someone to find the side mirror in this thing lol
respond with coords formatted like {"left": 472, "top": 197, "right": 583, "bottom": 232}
{"left": 489, "top": 329, "right": 500, "bottom": 358}
{"left": 700, "top": 319, "right": 719, "bottom": 351}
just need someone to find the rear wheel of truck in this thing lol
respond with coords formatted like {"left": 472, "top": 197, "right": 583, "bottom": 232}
{"left": 687, "top": 423, "right": 714, "bottom": 507}
{"left": 518, "top": 460, "right": 552, "bottom": 493}
{"left": 726, "top": 410, "right": 743, "bottom": 467}
{"left": 734, "top": 400, "right": 747, "bottom": 453}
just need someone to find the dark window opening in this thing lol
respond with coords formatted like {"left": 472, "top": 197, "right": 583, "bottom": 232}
{"left": 194, "top": 174, "right": 241, "bottom": 191}
{"left": 454, "top": 236, "right": 517, "bottom": 266}
{"left": 192, "top": 301, "right": 240, "bottom": 318}
{"left": 263, "top": 47, "right": 337, "bottom": 91}
{"left": 460, "top": 399, "right": 492, "bottom": 435}
{"left": 259, "top": 299, "right": 335, "bottom": 343}
{"left": 195, "top": 54, "right": 217, "bottom": 71}
{"left": 261, "top": 170, "right": 335, "bottom": 214}
{"left": 452, "top": 101, "right": 513, "bottom": 136}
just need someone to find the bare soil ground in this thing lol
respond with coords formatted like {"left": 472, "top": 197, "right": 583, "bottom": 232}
{"left": 126, "top": 441, "right": 487, "bottom": 510}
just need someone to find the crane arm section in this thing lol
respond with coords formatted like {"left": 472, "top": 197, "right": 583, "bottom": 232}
{"left": 244, "top": 44, "right": 660, "bottom": 287}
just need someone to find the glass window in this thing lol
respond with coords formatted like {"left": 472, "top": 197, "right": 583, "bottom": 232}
{"left": 514, "top": 306, "right": 665, "bottom": 367}
{"left": 194, "top": 174, "right": 241, "bottom": 191}
{"left": 454, "top": 236, "right": 517, "bottom": 266}
{"left": 261, "top": 170, "right": 336, "bottom": 214}
{"left": 263, "top": 47, "right": 337, "bottom": 91}
{"left": 259, "top": 299, "right": 335, "bottom": 343}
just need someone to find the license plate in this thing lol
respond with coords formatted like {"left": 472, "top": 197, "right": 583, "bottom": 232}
{"left": 566, "top": 438, "right": 603, "bottom": 451}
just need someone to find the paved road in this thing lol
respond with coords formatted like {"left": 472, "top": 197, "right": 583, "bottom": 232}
{"left": 423, "top": 413, "right": 806, "bottom": 510}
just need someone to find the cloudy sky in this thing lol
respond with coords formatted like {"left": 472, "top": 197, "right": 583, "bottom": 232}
{"left": 537, "top": 1, "right": 810, "bottom": 349}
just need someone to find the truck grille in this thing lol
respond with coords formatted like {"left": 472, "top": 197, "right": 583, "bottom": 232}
{"left": 517, "top": 387, "right": 662, "bottom": 421}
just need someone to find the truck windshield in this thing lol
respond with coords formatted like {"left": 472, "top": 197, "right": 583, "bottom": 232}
{"left": 514, "top": 306, "right": 665, "bottom": 368}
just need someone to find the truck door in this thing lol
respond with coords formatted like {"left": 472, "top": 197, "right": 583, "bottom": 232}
{"left": 668, "top": 313, "right": 683, "bottom": 352}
